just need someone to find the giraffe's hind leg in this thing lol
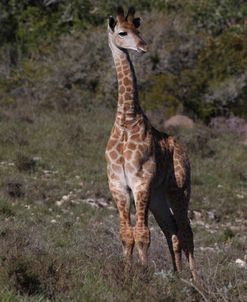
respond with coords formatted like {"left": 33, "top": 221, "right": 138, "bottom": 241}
{"left": 167, "top": 190, "right": 198, "bottom": 282}
{"left": 149, "top": 187, "right": 182, "bottom": 273}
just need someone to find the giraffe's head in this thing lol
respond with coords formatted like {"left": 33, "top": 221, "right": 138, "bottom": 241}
{"left": 108, "top": 6, "right": 148, "bottom": 53}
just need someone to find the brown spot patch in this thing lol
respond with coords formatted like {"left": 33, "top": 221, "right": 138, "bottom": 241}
{"left": 134, "top": 150, "right": 142, "bottom": 163}
{"left": 123, "top": 103, "right": 131, "bottom": 111}
{"left": 124, "top": 150, "right": 132, "bottom": 160}
{"left": 124, "top": 93, "right": 131, "bottom": 100}
{"left": 175, "top": 166, "right": 183, "bottom": 174}
{"left": 123, "top": 64, "right": 129, "bottom": 71}
{"left": 141, "top": 132, "right": 147, "bottom": 140}
{"left": 119, "top": 86, "right": 125, "bottom": 94}
{"left": 138, "top": 144, "right": 147, "bottom": 153}
{"left": 110, "top": 150, "right": 118, "bottom": 160}
{"left": 116, "top": 143, "right": 123, "bottom": 153}
{"left": 128, "top": 143, "right": 136, "bottom": 151}
{"left": 130, "top": 134, "right": 141, "bottom": 140}
{"left": 116, "top": 156, "right": 123, "bottom": 164}
{"left": 123, "top": 77, "right": 131, "bottom": 86}
{"left": 118, "top": 96, "right": 124, "bottom": 105}
{"left": 118, "top": 72, "right": 124, "bottom": 80}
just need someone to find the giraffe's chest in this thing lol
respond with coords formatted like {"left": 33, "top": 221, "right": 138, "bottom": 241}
{"left": 106, "top": 129, "right": 150, "bottom": 166}
{"left": 105, "top": 129, "right": 156, "bottom": 188}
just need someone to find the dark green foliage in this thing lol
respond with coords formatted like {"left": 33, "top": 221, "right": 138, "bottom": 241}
{"left": 141, "top": 74, "right": 181, "bottom": 117}
{"left": 190, "top": 0, "right": 247, "bottom": 35}
{"left": 6, "top": 180, "right": 24, "bottom": 198}
{"left": 9, "top": 259, "right": 42, "bottom": 296}
{"left": 0, "top": 1, "right": 247, "bottom": 120}
{"left": 0, "top": 199, "right": 15, "bottom": 217}
{"left": 180, "top": 32, "right": 247, "bottom": 120}
{"left": 223, "top": 227, "right": 235, "bottom": 241}
{"left": 15, "top": 153, "right": 36, "bottom": 172}
{"left": 0, "top": 0, "right": 171, "bottom": 54}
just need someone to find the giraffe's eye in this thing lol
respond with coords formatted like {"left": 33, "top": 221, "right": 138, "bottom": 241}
{"left": 119, "top": 32, "right": 128, "bottom": 37}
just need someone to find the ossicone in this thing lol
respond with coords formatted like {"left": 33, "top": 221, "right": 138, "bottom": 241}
{"left": 126, "top": 6, "right": 135, "bottom": 22}
{"left": 117, "top": 6, "right": 125, "bottom": 22}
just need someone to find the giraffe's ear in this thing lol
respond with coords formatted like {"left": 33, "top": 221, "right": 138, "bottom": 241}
{"left": 108, "top": 16, "right": 116, "bottom": 32}
{"left": 133, "top": 17, "right": 141, "bottom": 28}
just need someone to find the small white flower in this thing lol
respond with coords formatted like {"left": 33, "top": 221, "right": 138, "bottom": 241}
{"left": 62, "top": 195, "right": 70, "bottom": 201}
{"left": 33, "top": 157, "right": 41, "bottom": 161}
{"left": 235, "top": 258, "right": 247, "bottom": 269}
{"left": 51, "top": 219, "right": 57, "bottom": 224}
{"left": 56, "top": 200, "right": 63, "bottom": 206}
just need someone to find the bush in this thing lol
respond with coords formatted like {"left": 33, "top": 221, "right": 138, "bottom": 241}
{"left": 179, "top": 32, "right": 247, "bottom": 120}
{"left": 190, "top": 0, "right": 247, "bottom": 35}
{"left": 141, "top": 74, "right": 181, "bottom": 117}
{"left": 1, "top": 1, "right": 247, "bottom": 121}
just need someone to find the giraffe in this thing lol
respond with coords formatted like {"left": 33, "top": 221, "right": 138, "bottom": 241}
{"left": 105, "top": 6, "right": 198, "bottom": 282}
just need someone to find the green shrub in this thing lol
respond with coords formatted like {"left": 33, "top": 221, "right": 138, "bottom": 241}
{"left": 178, "top": 32, "right": 247, "bottom": 120}
{"left": 1, "top": 1, "right": 247, "bottom": 120}
{"left": 0, "top": 199, "right": 15, "bottom": 217}
{"left": 190, "top": 0, "right": 247, "bottom": 35}
{"left": 141, "top": 74, "right": 181, "bottom": 117}
{"left": 223, "top": 227, "right": 235, "bottom": 241}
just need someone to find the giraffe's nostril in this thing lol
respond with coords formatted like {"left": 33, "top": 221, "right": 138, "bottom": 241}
{"left": 137, "top": 41, "right": 148, "bottom": 53}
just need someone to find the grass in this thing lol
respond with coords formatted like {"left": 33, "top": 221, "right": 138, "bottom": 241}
{"left": 0, "top": 104, "right": 246, "bottom": 301}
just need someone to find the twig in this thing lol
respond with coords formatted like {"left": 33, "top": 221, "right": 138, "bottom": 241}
{"left": 43, "top": 0, "right": 59, "bottom": 7}
{"left": 180, "top": 278, "right": 209, "bottom": 302}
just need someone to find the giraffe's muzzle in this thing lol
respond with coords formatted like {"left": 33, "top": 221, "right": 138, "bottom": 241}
{"left": 137, "top": 41, "right": 148, "bottom": 53}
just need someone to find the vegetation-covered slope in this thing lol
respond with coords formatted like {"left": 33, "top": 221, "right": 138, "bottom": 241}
{"left": 1, "top": 0, "right": 247, "bottom": 120}
{"left": 0, "top": 1, "right": 247, "bottom": 301}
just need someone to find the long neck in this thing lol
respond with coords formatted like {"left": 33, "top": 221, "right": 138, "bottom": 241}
{"left": 109, "top": 38, "right": 141, "bottom": 124}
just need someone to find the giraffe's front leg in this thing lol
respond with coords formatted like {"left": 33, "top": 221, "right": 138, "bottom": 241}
{"left": 133, "top": 189, "right": 150, "bottom": 266}
{"left": 110, "top": 187, "right": 134, "bottom": 265}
